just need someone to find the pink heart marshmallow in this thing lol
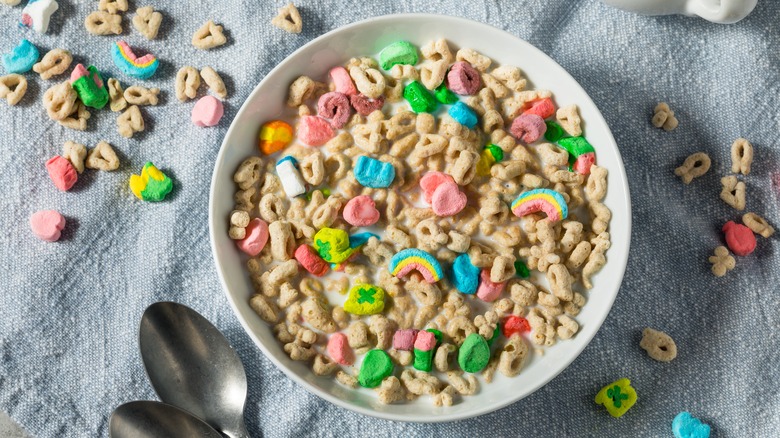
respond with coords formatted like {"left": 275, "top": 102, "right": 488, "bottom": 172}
{"left": 342, "top": 195, "right": 380, "bottom": 227}
{"left": 431, "top": 181, "right": 467, "bottom": 217}
{"left": 236, "top": 218, "right": 269, "bottom": 256}
{"left": 30, "top": 210, "right": 66, "bottom": 242}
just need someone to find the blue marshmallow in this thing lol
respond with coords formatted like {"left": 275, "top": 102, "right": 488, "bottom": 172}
{"left": 450, "top": 253, "right": 480, "bottom": 294}
{"left": 2, "top": 39, "right": 39, "bottom": 74}
{"left": 354, "top": 156, "right": 395, "bottom": 188}
{"left": 349, "top": 232, "right": 379, "bottom": 248}
{"left": 672, "top": 412, "right": 711, "bottom": 438}
{"left": 448, "top": 101, "right": 478, "bottom": 129}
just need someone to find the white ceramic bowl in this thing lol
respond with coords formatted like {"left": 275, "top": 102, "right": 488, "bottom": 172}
{"left": 209, "top": 14, "right": 632, "bottom": 423}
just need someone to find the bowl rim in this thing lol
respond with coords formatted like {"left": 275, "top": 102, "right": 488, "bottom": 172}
{"left": 209, "top": 12, "right": 632, "bottom": 423}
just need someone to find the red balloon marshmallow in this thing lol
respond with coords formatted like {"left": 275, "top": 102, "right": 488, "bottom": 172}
{"left": 723, "top": 220, "right": 756, "bottom": 256}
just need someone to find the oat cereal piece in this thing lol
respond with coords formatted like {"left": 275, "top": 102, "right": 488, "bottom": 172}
{"left": 56, "top": 101, "right": 90, "bottom": 131}
{"left": 420, "top": 39, "right": 453, "bottom": 64}
{"left": 490, "top": 65, "right": 526, "bottom": 92}
{"left": 581, "top": 233, "right": 610, "bottom": 289}
{"left": 742, "top": 212, "right": 774, "bottom": 238}
{"left": 335, "top": 370, "right": 358, "bottom": 388}
{"left": 249, "top": 294, "right": 279, "bottom": 324}
{"left": 639, "top": 327, "right": 677, "bottom": 362}
{"left": 556, "top": 104, "right": 582, "bottom": 137}
{"left": 200, "top": 66, "right": 227, "bottom": 100}
{"left": 117, "top": 105, "right": 144, "bottom": 138}
{"left": 133, "top": 6, "right": 163, "bottom": 40}
{"left": 124, "top": 86, "right": 160, "bottom": 106}
{"left": 233, "top": 156, "right": 264, "bottom": 190}
{"left": 400, "top": 369, "right": 440, "bottom": 395}
{"left": 674, "top": 152, "right": 711, "bottom": 185}
{"left": 376, "top": 376, "right": 406, "bottom": 404}
{"left": 32, "top": 49, "right": 71, "bottom": 80}
{"left": 497, "top": 335, "right": 529, "bottom": 377}
{"left": 652, "top": 102, "right": 678, "bottom": 131}
{"left": 456, "top": 48, "right": 491, "bottom": 72}
{"left": 106, "top": 78, "right": 127, "bottom": 112}
{"left": 272, "top": 3, "right": 303, "bottom": 34}
{"left": 412, "top": 64, "right": 444, "bottom": 94}
{"left": 86, "top": 141, "right": 119, "bottom": 171}
{"left": 43, "top": 81, "right": 78, "bottom": 121}
{"left": 0, "top": 74, "right": 27, "bottom": 106}
{"left": 349, "top": 66, "right": 386, "bottom": 99}
{"left": 431, "top": 385, "right": 456, "bottom": 407}
{"left": 719, "top": 175, "right": 746, "bottom": 210}
{"left": 99, "top": 0, "right": 128, "bottom": 13}
{"left": 730, "top": 138, "right": 753, "bottom": 175}
{"left": 556, "top": 315, "right": 579, "bottom": 340}
{"left": 269, "top": 221, "right": 295, "bottom": 261}
{"left": 390, "top": 64, "right": 419, "bottom": 81}
{"left": 192, "top": 20, "right": 227, "bottom": 50}
{"left": 287, "top": 75, "right": 323, "bottom": 107}
{"left": 312, "top": 354, "right": 339, "bottom": 376}
{"left": 85, "top": 11, "right": 122, "bottom": 35}
{"left": 62, "top": 141, "right": 87, "bottom": 174}
{"left": 446, "top": 371, "right": 478, "bottom": 395}
{"left": 446, "top": 315, "right": 476, "bottom": 345}
{"left": 175, "top": 66, "right": 201, "bottom": 102}
{"left": 546, "top": 263, "right": 573, "bottom": 301}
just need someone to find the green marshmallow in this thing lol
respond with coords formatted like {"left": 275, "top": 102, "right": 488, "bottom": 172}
{"left": 544, "top": 120, "right": 566, "bottom": 142}
{"left": 313, "top": 227, "right": 353, "bottom": 263}
{"left": 458, "top": 333, "right": 490, "bottom": 373}
{"left": 403, "top": 81, "right": 438, "bottom": 114}
{"left": 378, "top": 41, "right": 418, "bottom": 70}
{"left": 557, "top": 136, "right": 596, "bottom": 157}
{"left": 485, "top": 144, "right": 504, "bottom": 162}
{"left": 413, "top": 347, "right": 433, "bottom": 372}
{"left": 71, "top": 65, "right": 109, "bottom": 109}
{"left": 433, "top": 83, "right": 458, "bottom": 104}
{"left": 358, "top": 349, "right": 393, "bottom": 388}
{"left": 343, "top": 284, "right": 385, "bottom": 315}
{"left": 514, "top": 260, "right": 530, "bottom": 278}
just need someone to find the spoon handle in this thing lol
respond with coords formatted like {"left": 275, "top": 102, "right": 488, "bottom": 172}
{"left": 223, "top": 421, "right": 251, "bottom": 438}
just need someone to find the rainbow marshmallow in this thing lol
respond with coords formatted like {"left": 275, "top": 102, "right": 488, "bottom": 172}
{"left": 111, "top": 41, "right": 159, "bottom": 80}
{"left": 388, "top": 249, "right": 443, "bottom": 284}
{"left": 511, "top": 188, "right": 568, "bottom": 222}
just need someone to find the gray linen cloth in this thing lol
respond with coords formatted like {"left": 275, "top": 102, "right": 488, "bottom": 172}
{"left": 1, "top": 0, "right": 778, "bottom": 436}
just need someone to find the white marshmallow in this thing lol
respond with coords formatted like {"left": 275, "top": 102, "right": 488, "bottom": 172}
{"left": 276, "top": 158, "right": 306, "bottom": 198}
{"left": 21, "top": 0, "right": 59, "bottom": 33}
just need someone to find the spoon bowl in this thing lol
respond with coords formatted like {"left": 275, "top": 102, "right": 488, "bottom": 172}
{"left": 139, "top": 301, "right": 249, "bottom": 438}
{"left": 109, "top": 401, "right": 223, "bottom": 438}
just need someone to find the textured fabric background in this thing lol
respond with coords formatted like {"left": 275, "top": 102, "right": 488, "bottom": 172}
{"left": 1, "top": 0, "right": 778, "bottom": 437}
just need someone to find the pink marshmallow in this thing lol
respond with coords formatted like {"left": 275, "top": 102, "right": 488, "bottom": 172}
{"left": 30, "top": 210, "right": 65, "bottom": 242}
{"left": 431, "top": 181, "right": 467, "bottom": 217}
{"left": 446, "top": 61, "right": 481, "bottom": 95}
{"left": 191, "top": 95, "right": 224, "bottom": 127}
{"left": 297, "top": 115, "right": 335, "bottom": 146}
{"left": 236, "top": 218, "right": 269, "bottom": 256}
{"left": 393, "top": 329, "right": 419, "bottom": 351}
{"left": 414, "top": 330, "right": 436, "bottom": 351}
{"left": 69, "top": 63, "right": 89, "bottom": 82}
{"left": 349, "top": 93, "right": 384, "bottom": 116}
{"left": 46, "top": 156, "right": 77, "bottom": 191}
{"left": 573, "top": 152, "right": 596, "bottom": 175}
{"left": 327, "top": 332, "right": 354, "bottom": 365}
{"left": 510, "top": 113, "right": 547, "bottom": 144}
{"left": 342, "top": 195, "right": 380, "bottom": 227}
{"left": 419, "top": 171, "right": 454, "bottom": 204}
{"left": 317, "top": 91, "right": 352, "bottom": 129}
{"left": 294, "top": 244, "right": 329, "bottom": 276}
{"left": 476, "top": 269, "right": 506, "bottom": 302}
{"left": 329, "top": 66, "right": 357, "bottom": 95}
{"left": 523, "top": 97, "right": 555, "bottom": 119}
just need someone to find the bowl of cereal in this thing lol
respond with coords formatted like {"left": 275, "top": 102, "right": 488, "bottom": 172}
{"left": 209, "top": 14, "right": 631, "bottom": 422}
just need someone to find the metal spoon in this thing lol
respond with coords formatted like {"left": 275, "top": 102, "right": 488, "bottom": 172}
{"left": 109, "top": 401, "right": 223, "bottom": 438}
{"left": 139, "top": 302, "right": 250, "bottom": 438}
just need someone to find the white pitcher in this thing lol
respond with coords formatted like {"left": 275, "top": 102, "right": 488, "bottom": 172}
{"left": 599, "top": 0, "right": 758, "bottom": 23}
